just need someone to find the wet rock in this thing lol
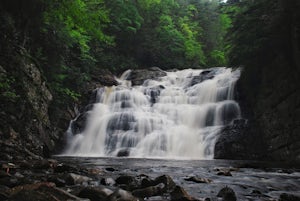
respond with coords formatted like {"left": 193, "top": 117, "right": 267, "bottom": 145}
{"left": 105, "top": 167, "right": 116, "bottom": 172}
{"left": 214, "top": 117, "right": 267, "bottom": 160}
{"left": 65, "top": 173, "right": 92, "bottom": 185}
{"left": 140, "top": 177, "right": 154, "bottom": 188}
{"left": 0, "top": 177, "right": 19, "bottom": 188}
{"left": 217, "top": 186, "right": 237, "bottom": 201}
{"left": 190, "top": 69, "right": 216, "bottom": 86}
{"left": 8, "top": 182, "right": 56, "bottom": 195}
{"left": 279, "top": 193, "right": 300, "bottom": 201}
{"left": 78, "top": 186, "right": 113, "bottom": 201}
{"left": 153, "top": 175, "right": 176, "bottom": 193}
{"left": 19, "top": 161, "right": 32, "bottom": 169}
{"left": 117, "top": 149, "right": 130, "bottom": 157}
{"left": 108, "top": 188, "right": 138, "bottom": 201}
{"left": 217, "top": 171, "right": 232, "bottom": 176}
{"left": 32, "top": 159, "right": 51, "bottom": 169}
{"left": 47, "top": 176, "right": 66, "bottom": 187}
{"left": 87, "top": 168, "right": 103, "bottom": 175}
{"left": 101, "top": 178, "right": 116, "bottom": 186}
{"left": 7, "top": 182, "right": 85, "bottom": 201}
{"left": 0, "top": 192, "right": 8, "bottom": 200}
{"left": 54, "top": 163, "right": 78, "bottom": 173}
{"left": 14, "top": 172, "right": 24, "bottom": 179}
{"left": 184, "top": 176, "right": 212, "bottom": 184}
{"left": 127, "top": 67, "right": 167, "bottom": 86}
{"left": 144, "top": 85, "right": 165, "bottom": 104}
{"left": 170, "top": 186, "right": 198, "bottom": 201}
{"left": 7, "top": 189, "right": 55, "bottom": 201}
{"left": 0, "top": 184, "right": 9, "bottom": 200}
{"left": 89, "top": 68, "right": 118, "bottom": 87}
{"left": 116, "top": 175, "right": 135, "bottom": 186}
{"left": 132, "top": 184, "right": 164, "bottom": 198}
{"left": 71, "top": 113, "right": 89, "bottom": 135}
{"left": 0, "top": 170, "right": 10, "bottom": 178}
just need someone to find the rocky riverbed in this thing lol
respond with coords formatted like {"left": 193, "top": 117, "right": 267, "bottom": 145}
{"left": 0, "top": 157, "right": 299, "bottom": 201}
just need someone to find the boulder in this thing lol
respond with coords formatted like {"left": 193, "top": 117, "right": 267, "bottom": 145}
{"left": 47, "top": 176, "right": 66, "bottom": 187}
{"left": 89, "top": 68, "right": 118, "bottom": 88}
{"left": 117, "top": 149, "right": 130, "bottom": 157}
{"left": 54, "top": 163, "right": 78, "bottom": 173}
{"left": 189, "top": 68, "right": 218, "bottom": 87}
{"left": 217, "top": 186, "right": 237, "bottom": 201}
{"left": 214, "top": 119, "right": 267, "bottom": 160}
{"left": 115, "top": 175, "right": 140, "bottom": 191}
{"left": 78, "top": 186, "right": 113, "bottom": 201}
{"left": 132, "top": 184, "right": 163, "bottom": 198}
{"left": 7, "top": 182, "right": 85, "bottom": 201}
{"left": 153, "top": 175, "right": 176, "bottom": 193}
{"left": 217, "top": 171, "right": 232, "bottom": 176}
{"left": 170, "top": 186, "right": 198, "bottom": 201}
{"left": 126, "top": 67, "right": 167, "bottom": 86}
{"left": 144, "top": 85, "right": 165, "bottom": 104}
{"left": 108, "top": 188, "right": 138, "bottom": 201}
{"left": 101, "top": 178, "right": 116, "bottom": 186}
{"left": 65, "top": 173, "right": 92, "bottom": 185}
{"left": 184, "top": 176, "right": 212, "bottom": 183}
{"left": 71, "top": 112, "right": 89, "bottom": 135}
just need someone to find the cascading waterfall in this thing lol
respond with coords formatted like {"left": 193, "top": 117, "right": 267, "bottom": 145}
{"left": 63, "top": 67, "right": 241, "bottom": 159}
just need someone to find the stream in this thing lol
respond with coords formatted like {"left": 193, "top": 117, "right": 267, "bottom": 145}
{"left": 57, "top": 156, "right": 300, "bottom": 200}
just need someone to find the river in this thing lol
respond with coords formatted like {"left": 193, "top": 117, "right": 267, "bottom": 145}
{"left": 57, "top": 156, "right": 300, "bottom": 200}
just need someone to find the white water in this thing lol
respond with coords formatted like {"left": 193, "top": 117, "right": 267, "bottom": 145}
{"left": 64, "top": 67, "right": 241, "bottom": 159}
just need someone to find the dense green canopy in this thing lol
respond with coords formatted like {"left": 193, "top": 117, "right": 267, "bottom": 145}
{"left": 2, "top": 0, "right": 297, "bottom": 106}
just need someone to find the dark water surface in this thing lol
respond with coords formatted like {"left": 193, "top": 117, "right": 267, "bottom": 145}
{"left": 56, "top": 157, "right": 300, "bottom": 200}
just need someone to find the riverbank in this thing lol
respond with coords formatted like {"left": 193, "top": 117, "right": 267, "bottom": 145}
{"left": 1, "top": 157, "right": 299, "bottom": 201}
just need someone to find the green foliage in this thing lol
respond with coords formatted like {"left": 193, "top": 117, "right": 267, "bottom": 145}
{"left": 43, "top": 0, "right": 112, "bottom": 59}
{"left": 107, "top": 0, "right": 143, "bottom": 34}
{"left": 50, "top": 82, "right": 81, "bottom": 102}
{"left": 0, "top": 74, "right": 19, "bottom": 101}
{"left": 179, "top": 16, "right": 206, "bottom": 66}
{"left": 226, "top": 0, "right": 274, "bottom": 66}
{"left": 2, "top": 0, "right": 237, "bottom": 111}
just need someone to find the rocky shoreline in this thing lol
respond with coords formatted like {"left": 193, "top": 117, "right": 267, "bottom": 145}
{"left": 1, "top": 158, "right": 299, "bottom": 201}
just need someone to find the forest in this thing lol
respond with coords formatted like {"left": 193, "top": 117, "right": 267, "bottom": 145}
{"left": 1, "top": 0, "right": 238, "bottom": 104}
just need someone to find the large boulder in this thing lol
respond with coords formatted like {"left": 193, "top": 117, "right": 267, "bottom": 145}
{"left": 189, "top": 68, "right": 218, "bottom": 87}
{"left": 214, "top": 119, "right": 267, "bottom": 160}
{"left": 126, "top": 67, "right": 167, "bottom": 86}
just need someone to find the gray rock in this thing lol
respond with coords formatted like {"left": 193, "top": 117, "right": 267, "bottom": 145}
{"left": 78, "top": 186, "right": 113, "bottom": 201}
{"left": 214, "top": 119, "right": 267, "bottom": 160}
{"left": 217, "top": 186, "right": 237, "bottom": 201}
{"left": 153, "top": 175, "right": 176, "bottom": 193}
{"left": 108, "top": 188, "right": 138, "bottom": 201}
{"left": 184, "top": 176, "right": 212, "bottom": 183}
{"left": 101, "top": 178, "right": 116, "bottom": 186}
{"left": 126, "top": 67, "right": 167, "bottom": 86}
{"left": 170, "top": 185, "right": 198, "bottom": 201}
{"left": 132, "top": 184, "right": 163, "bottom": 198}
{"left": 65, "top": 173, "right": 92, "bottom": 185}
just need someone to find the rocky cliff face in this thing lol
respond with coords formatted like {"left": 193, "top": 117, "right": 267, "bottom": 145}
{"left": 0, "top": 51, "right": 56, "bottom": 159}
{"left": 0, "top": 49, "right": 118, "bottom": 159}
{"left": 215, "top": 1, "right": 300, "bottom": 162}
{"left": 238, "top": 1, "right": 300, "bottom": 162}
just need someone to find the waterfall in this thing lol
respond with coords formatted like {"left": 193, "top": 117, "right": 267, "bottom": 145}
{"left": 63, "top": 67, "right": 241, "bottom": 159}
